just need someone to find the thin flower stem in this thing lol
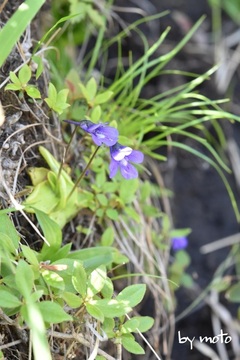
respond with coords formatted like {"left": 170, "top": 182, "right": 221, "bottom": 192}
{"left": 58, "top": 126, "right": 78, "bottom": 180}
{"left": 67, "top": 146, "right": 100, "bottom": 201}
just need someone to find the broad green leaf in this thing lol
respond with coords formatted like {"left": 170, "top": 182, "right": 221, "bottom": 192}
{"left": 79, "top": 83, "right": 90, "bottom": 102}
{"left": 37, "top": 301, "right": 72, "bottom": 323}
{"left": 62, "top": 292, "right": 82, "bottom": 308}
{"left": 101, "top": 227, "right": 115, "bottom": 247}
{"left": 41, "top": 270, "right": 65, "bottom": 291}
{"left": 95, "top": 91, "right": 113, "bottom": 105}
{"left": 106, "top": 208, "right": 118, "bottom": 220}
{"left": 0, "top": 288, "right": 22, "bottom": 308}
{"left": 86, "top": 77, "right": 97, "bottom": 100}
{"left": 18, "top": 64, "right": 31, "bottom": 85}
{"left": 119, "top": 179, "right": 138, "bottom": 204}
{"left": 175, "top": 250, "right": 191, "bottom": 267}
{"left": 116, "top": 284, "right": 146, "bottom": 308}
{"left": 21, "top": 244, "right": 39, "bottom": 266}
{"left": 9, "top": 71, "right": 22, "bottom": 86}
{"left": 50, "top": 243, "right": 72, "bottom": 262}
{"left": 121, "top": 333, "right": 145, "bottom": 354}
{"left": 102, "top": 317, "right": 115, "bottom": 338}
{"left": 0, "top": 214, "right": 20, "bottom": 249}
{"left": 46, "top": 82, "right": 57, "bottom": 102}
{"left": 15, "top": 260, "right": 34, "bottom": 298}
{"left": 56, "top": 89, "right": 69, "bottom": 106}
{"left": 0, "top": 233, "right": 18, "bottom": 255}
{"left": 68, "top": 247, "right": 129, "bottom": 269}
{"left": 96, "top": 193, "right": 108, "bottom": 207}
{"left": 122, "top": 316, "right": 154, "bottom": 333}
{"left": 87, "top": 266, "right": 107, "bottom": 297}
{"left": 26, "top": 86, "right": 41, "bottom": 99}
{"left": 101, "top": 277, "right": 114, "bottom": 299}
{"left": 86, "top": 303, "right": 104, "bottom": 322}
{"left": 226, "top": 283, "right": 240, "bottom": 302}
{"left": 91, "top": 105, "right": 101, "bottom": 122}
{"left": 35, "top": 208, "right": 62, "bottom": 254}
{"left": 89, "top": 299, "right": 132, "bottom": 317}
{"left": 169, "top": 228, "right": 192, "bottom": 238}
{"left": 5, "top": 83, "right": 22, "bottom": 91}
{"left": 72, "top": 261, "right": 87, "bottom": 297}
{"left": 122, "top": 318, "right": 139, "bottom": 333}
{"left": 124, "top": 207, "right": 140, "bottom": 223}
{"left": 30, "top": 290, "right": 44, "bottom": 303}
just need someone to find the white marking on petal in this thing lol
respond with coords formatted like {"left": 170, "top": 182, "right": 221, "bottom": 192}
{"left": 114, "top": 147, "right": 132, "bottom": 161}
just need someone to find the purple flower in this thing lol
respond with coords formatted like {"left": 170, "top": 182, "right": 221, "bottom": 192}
{"left": 64, "top": 119, "right": 118, "bottom": 147}
{"left": 109, "top": 143, "right": 144, "bottom": 179}
{"left": 171, "top": 236, "right": 188, "bottom": 251}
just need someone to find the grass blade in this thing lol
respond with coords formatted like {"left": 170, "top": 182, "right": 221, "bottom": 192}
{"left": 0, "top": 0, "right": 46, "bottom": 67}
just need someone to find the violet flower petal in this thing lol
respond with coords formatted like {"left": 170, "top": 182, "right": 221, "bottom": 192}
{"left": 120, "top": 162, "right": 138, "bottom": 179}
{"left": 127, "top": 150, "right": 144, "bottom": 163}
{"left": 109, "top": 159, "right": 119, "bottom": 178}
{"left": 94, "top": 126, "right": 119, "bottom": 146}
{"left": 171, "top": 236, "right": 188, "bottom": 251}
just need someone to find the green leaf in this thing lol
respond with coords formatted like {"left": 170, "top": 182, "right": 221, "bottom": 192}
{"left": 50, "top": 243, "right": 72, "bottom": 262}
{"left": 100, "top": 277, "right": 114, "bottom": 299}
{"left": 87, "top": 266, "right": 107, "bottom": 297}
{"left": 116, "top": 284, "right": 146, "bottom": 308}
{"left": 122, "top": 316, "right": 154, "bottom": 333}
{"left": 119, "top": 179, "right": 138, "bottom": 204}
{"left": 175, "top": 250, "right": 191, "bottom": 267}
{"left": 101, "top": 227, "right": 115, "bottom": 247}
{"left": 95, "top": 91, "right": 113, "bottom": 105}
{"left": 15, "top": 260, "right": 34, "bottom": 298}
{"left": 102, "top": 317, "right": 115, "bottom": 338}
{"left": 0, "top": 288, "right": 22, "bottom": 308}
{"left": 45, "top": 86, "right": 70, "bottom": 114}
{"left": 86, "top": 303, "right": 104, "bottom": 322}
{"left": 0, "top": 0, "right": 46, "bottom": 68}
{"left": 72, "top": 261, "right": 87, "bottom": 297}
{"left": 0, "top": 233, "right": 18, "bottom": 255}
{"left": 18, "top": 64, "right": 31, "bottom": 85}
{"left": 124, "top": 207, "right": 140, "bottom": 223}
{"left": 37, "top": 301, "right": 72, "bottom": 323}
{"left": 26, "top": 85, "right": 41, "bottom": 99}
{"left": 121, "top": 333, "right": 145, "bottom": 354}
{"left": 89, "top": 298, "right": 132, "bottom": 317}
{"left": 21, "top": 244, "right": 39, "bottom": 266}
{"left": 226, "top": 283, "right": 240, "bottom": 302}
{"left": 169, "top": 228, "right": 192, "bottom": 238}
{"left": 5, "top": 83, "right": 22, "bottom": 91}
{"left": 79, "top": 82, "right": 90, "bottom": 102}
{"left": 56, "top": 89, "right": 69, "bottom": 105}
{"left": 32, "top": 55, "right": 44, "bottom": 79}
{"left": 9, "top": 71, "right": 22, "bottom": 86}
{"left": 106, "top": 208, "right": 118, "bottom": 220}
{"left": 62, "top": 292, "right": 82, "bottom": 308}
{"left": 86, "top": 77, "right": 97, "bottom": 100}
{"left": 91, "top": 105, "right": 102, "bottom": 122}
{"left": 46, "top": 82, "right": 57, "bottom": 102}
{"left": 35, "top": 209, "right": 62, "bottom": 255}
{"left": 41, "top": 270, "right": 65, "bottom": 291}
{"left": 21, "top": 300, "right": 52, "bottom": 360}
{"left": 0, "top": 214, "right": 20, "bottom": 249}
{"left": 68, "top": 247, "right": 116, "bottom": 269}
{"left": 96, "top": 193, "right": 108, "bottom": 207}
